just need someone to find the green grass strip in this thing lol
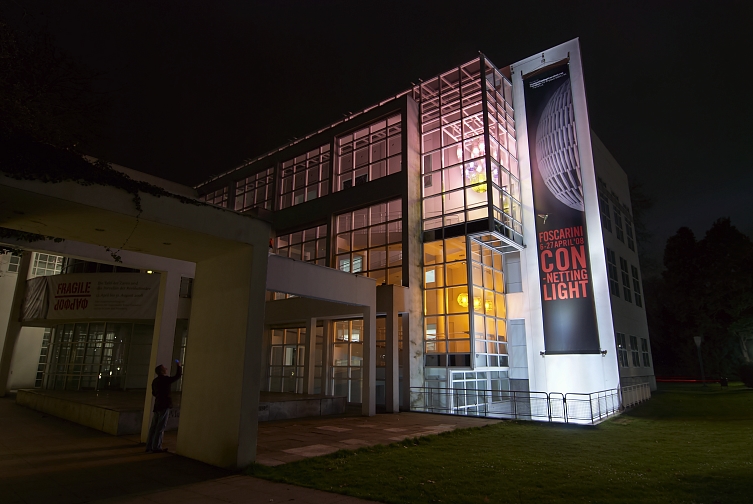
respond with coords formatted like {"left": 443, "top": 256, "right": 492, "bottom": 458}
{"left": 247, "top": 383, "right": 753, "bottom": 503}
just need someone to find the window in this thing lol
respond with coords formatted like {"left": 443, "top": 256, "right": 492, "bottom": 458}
{"left": 32, "top": 253, "right": 63, "bottom": 277}
{"left": 626, "top": 220, "right": 635, "bottom": 251}
{"left": 613, "top": 205, "right": 624, "bottom": 242}
{"left": 268, "top": 328, "right": 307, "bottom": 393}
{"left": 620, "top": 257, "right": 632, "bottom": 302}
{"left": 615, "top": 332, "right": 629, "bottom": 367}
{"left": 179, "top": 277, "right": 193, "bottom": 298}
{"left": 201, "top": 186, "right": 229, "bottom": 207}
{"left": 6, "top": 253, "right": 21, "bottom": 273}
{"left": 235, "top": 167, "right": 273, "bottom": 212}
{"left": 418, "top": 58, "right": 520, "bottom": 238}
{"left": 469, "top": 239, "right": 508, "bottom": 368}
{"left": 606, "top": 248, "right": 619, "bottom": 296}
{"left": 631, "top": 265, "right": 643, "bottom": 308}
{"left": 641, "top": 338, "right": 651, "bottom": 367}
{"left": 332, "top": 320, "right": 363, "bottom": 403}
{"left": 336, "top": 116, "right": 401, "bottom": 192}
{"left": 276, "top": 224, "right": 328, "bottom": 267}
{"left": 335, "top": 199, "right": 402, "bottom": 285}
{"left": 599, "top": 195, "right": 612, "bottom": 232}
{"left": 629, "top": 335, "right": 640, "bottom": 367}
{"left": 279, "top": 145, "right": 331, "bottom": 209}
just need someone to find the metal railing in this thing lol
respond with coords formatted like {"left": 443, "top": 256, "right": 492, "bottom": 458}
{"left": 409, "top": 383, "right": 650, "bottom": 425}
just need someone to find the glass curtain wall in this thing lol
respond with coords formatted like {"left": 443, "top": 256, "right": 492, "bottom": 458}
{"left": 469, "top": 240, "right": 508, "bottom": 368}
{"left": 279, "top": 144, "right": 331, "bottom": 209}
{"left": 335, "top": 199, "right": 403, "bottom": 286}
{"left": 420, "top": 60, "right": 489, "bottom": 230}
{"left": 375, "top": 315, "right": 404, "bottom": 407}
{"left": 483, "top": 62, "right": 522, "bottom": 239}
{"left": 416, "top": 57, "right": 521, "bottom": 242}
{"left": 423, "top": 237, "right": 471, "bottom": 367}
{"left": 275, "top": 224, "right": 328, "bottom": 266}
{"left": 335, "top": 115, "right": 402, "bottom": 191}
{"left": 332, "top": 320, "right": 363, "bottom": 403}
{"left": 44, "top": 322, "right": 150, "bottom": 391}
{"left": 235, "top": 167, "right": 274, "bottom": 212}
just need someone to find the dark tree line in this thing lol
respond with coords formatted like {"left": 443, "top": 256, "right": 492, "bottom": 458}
{"left": 646, "top": 218, "right": 753, "bottom": 379}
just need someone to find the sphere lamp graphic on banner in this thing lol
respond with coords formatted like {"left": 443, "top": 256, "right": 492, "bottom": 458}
{"left": 535, "top": 79, "right": 584, "bottom": 212}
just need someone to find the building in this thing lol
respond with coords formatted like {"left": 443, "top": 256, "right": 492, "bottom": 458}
{"left": 1, "top": 39, "right": 655, "bottom": 469}
{"left": 195, "top": 38, "right": 655, "bottom": 418}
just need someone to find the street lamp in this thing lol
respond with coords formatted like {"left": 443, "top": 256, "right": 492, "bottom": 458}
{"left": 693, "top": 336, "right": 706, "bottom": 387}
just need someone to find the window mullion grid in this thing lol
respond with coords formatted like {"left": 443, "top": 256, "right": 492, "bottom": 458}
{"left": 480, "top": 55, "right": 494, "bottom": 233}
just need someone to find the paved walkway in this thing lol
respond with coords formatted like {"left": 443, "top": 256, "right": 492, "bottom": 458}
{"left": 2, "top": 395, "right": 497, "bottom": 503}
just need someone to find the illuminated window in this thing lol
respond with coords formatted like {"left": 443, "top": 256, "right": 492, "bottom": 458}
{"left": 336, "top": 115, "right": 402, "bottom": 192}
{"left": 201, "top": 186, "right": 229, "bottom": 207}
{"left": 606, "top": 248, "right": 620, "bottom": 296}
{"left": 631, "top": 265, "right": 643, "bottom": 308}
{"left": 331, "top": 320, "right": 364, "bottom": 403}
{"left": 417, "top": 59, "right": 520, "bottom": 239}
{"left": 469, "top": 240, "right": 508, "bottom": 368}
{"left": 279, "top": 144, "right": 330, "bottom": 209}
{"left": 334, "top": 199, "right": 402, "bottom": 286}
{"left": 641, "top": 338, "right": 651, "bottom": 367}
{"left": 235, "top": 167, "right": 273, "bottom": 212}
{"left": 275, "top": 224, "right": 327, "bottom": 267}
{"left": 268, "top": 328, "right": 307, "bottom": 393}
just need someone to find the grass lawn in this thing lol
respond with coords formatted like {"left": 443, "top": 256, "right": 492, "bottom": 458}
{"left": 248, "top": 383, "right": 753, "bottom": 503}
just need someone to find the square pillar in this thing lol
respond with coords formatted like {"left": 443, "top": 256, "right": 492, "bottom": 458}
{"left": 140, "top": 270, "right": 182, "bottom": 442}
{"left": 176, "top": 243, "right": 269, "bottom": 469}
{"left": 400, "top": 314, "right": 411, "bottom": 410}
{"left": 361, "top": 306, "right": 376, "bottom": 416}
{"left": 303, "top": 317, "right": 317, "bottom": 395}
{"left": 0, "top": 251, "right": 32, "bottom": 396}
{"left": 321, "top": 320, "right": 332, "bottom": 395}
{"left": 385, "top": 301, "right": 399, "bottom": 413}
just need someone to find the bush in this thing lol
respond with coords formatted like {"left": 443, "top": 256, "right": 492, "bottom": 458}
{"left": 740, "top": 363, "right": 753, "bottom": 388}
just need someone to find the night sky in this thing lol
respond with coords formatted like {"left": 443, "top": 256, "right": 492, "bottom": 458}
{"left": 5, "top": 1, "right": 752, "bottom": 269}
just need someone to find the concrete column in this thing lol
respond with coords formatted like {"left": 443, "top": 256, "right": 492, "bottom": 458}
{"left": 176, "top": 243, "right": 269, "bottom": 469}
{"left": 140, "top": 270, "right": 182, "bottom": 442}
{"left": 400, "top": 313, "right": 411, "bottom": 410}
{"left": 0, "top": 251, "right": 32, "bottom": 396}
{"left": 303, "top": 317, "right": 317, "bottom": 395}
{"left": 385, "top": 297, "right": 399, "bottom": 413}
{"left": 321, "top": 320, "right": 331, "bottom": 395}
{"left": 362, "top": 306, "right": 376, "bottom": 416}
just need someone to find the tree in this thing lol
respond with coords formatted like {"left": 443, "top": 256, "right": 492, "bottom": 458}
{"left": 648, "top": 219, "right": 753, "bottom": 378}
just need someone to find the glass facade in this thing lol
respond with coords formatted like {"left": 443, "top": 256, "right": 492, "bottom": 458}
{"left": 469, "top": 240, "right": 508, "bottom": 368}
{"left": 44, "top": 322, "right": 152, "bottom": 391}
{"left": 336, "top": 115, "right": 402, "bottom": 192}
{"left": 201, "top": 186, "right": 228, "bottom": 207}
{"left": 235, "top": 167, "right": 274, "bottom": 212}
{"left": 275, "top": 224, "right": 328, "bottom": 266}
{"left": 268, "top": 327, "right": 323, "bottom": 394}
{"left": 332, "top": 319, "right": 363, "bottom": 403}
{"left": 280, "top": 145, "right": 331, "bottom": 209}
{"left": 417, "top": 57, "right": 521, "bottom": 241}
{"left": 335, "top": 199, "right": 403, "bottom": 286}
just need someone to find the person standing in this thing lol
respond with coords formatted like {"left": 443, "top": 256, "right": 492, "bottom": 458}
{"left": 145, "top": 361, "right": 182, "bottom": 453}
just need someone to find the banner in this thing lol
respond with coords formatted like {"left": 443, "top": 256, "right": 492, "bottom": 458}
{"left": 22, "top": 273, "right": 160, "bottom": 323}
{"left": 523, "top": 62, "right": 600, "bottom": 354}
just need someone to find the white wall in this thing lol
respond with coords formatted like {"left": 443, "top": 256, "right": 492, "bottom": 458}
{"left": 511, "top": 39, "right": 621, "bottom": 395}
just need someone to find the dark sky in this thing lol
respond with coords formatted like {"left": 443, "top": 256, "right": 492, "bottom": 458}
{"left": 6, "top": 1, "right": 752, "bottom": 268}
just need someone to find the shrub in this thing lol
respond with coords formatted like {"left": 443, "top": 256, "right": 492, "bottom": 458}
{"left": 740, "top": 363, "right": 753, "bottom": 388}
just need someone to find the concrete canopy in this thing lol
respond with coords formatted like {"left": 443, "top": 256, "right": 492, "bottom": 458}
{"left": 1, "top": 172, "right": 271, "bottom": 469}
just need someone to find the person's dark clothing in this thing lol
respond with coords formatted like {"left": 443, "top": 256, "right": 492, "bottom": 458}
{"left": 151, "top": 366, "right": 182, "bottom": 412}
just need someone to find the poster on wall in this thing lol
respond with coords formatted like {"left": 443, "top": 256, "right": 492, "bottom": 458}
{"left": 22, "top": 272, "right": 160, "bottom": 323}
{"left": 523, "top": 62, "right": 600, "bottom": 354}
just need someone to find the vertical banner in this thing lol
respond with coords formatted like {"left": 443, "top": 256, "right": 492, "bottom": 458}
{"left": 523, "top": 62, "right": 600, "bottom": 354}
